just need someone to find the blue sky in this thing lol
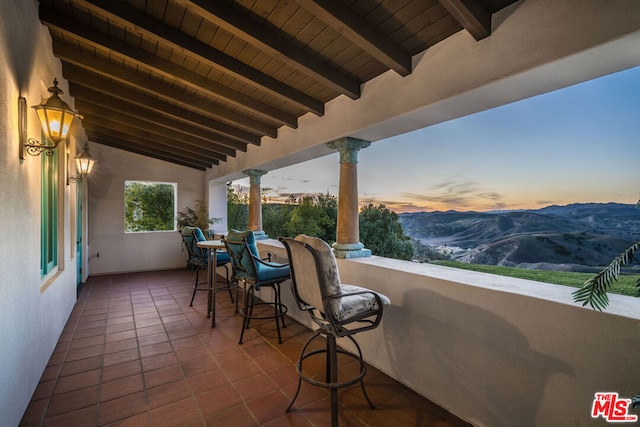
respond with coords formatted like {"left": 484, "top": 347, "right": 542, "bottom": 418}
{"left": 234, "top": 66, "right": 640, "bottom": 213}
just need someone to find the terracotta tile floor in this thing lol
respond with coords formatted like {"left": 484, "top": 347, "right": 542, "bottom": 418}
{"left": 20, "top": 269, "right": 471, "bottom": 426}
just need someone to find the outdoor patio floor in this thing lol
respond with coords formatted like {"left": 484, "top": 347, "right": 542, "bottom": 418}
{"left": 20, "top": 269, "right": 471, "bottom": 426}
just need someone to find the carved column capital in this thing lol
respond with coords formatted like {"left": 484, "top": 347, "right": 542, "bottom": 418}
{"left": 243, "top": 169, "right": 268, "bottom": 183}
{"left": 327, "top": 137, "right": 371, "bottom": 164}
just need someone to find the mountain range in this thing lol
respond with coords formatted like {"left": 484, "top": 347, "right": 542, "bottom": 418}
{"left": 398, "top": 203, "right": 640, "bottom": 272}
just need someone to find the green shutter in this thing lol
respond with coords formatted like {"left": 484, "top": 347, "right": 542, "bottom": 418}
{"left": 41, "top": 145, "right": 58, "bottom": 276}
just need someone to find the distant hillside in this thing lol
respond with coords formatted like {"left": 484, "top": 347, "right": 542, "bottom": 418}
{"left": 398, "top": 203, "right": 640, "bottom": 271}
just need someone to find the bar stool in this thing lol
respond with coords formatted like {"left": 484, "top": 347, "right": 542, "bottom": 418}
{"left": 179, "top": 226, "right": 232, "bottom": 307}
{"left": 280, "top": 235, "right": 390, "bottom": 427}
{"left": 223, "top": 230, "right": 290, "bottom": 344}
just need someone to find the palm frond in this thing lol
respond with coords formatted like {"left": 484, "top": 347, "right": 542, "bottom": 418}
{"left": 572, "top": 241, "right": 640, "bottom": 311}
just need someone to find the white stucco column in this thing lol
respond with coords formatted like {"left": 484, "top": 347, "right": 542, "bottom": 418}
{"left": 327, "top": 137, "right": 371, "bottom": 258}
{"left": 208, "top": 180, "right": 228, "bottom": 236}
{"left": 243, "top": 168, "right": 268, "bottom": 240}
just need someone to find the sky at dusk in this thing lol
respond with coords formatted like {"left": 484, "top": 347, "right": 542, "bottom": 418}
{"left": 233, "top": 66, "right": 640, "bottom": 213}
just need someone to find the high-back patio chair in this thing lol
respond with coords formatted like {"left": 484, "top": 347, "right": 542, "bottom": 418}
{"left": 280, "top": 235, "right": 390, "bottom": 427}
{"left": 180, "top": 226, "right": 232, "bottom": 307}
{"left": 223, "top": 229, "right": 290, "bottom": 344}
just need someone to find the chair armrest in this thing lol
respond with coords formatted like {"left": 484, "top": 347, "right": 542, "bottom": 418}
{"left": 322, "top": 290, "right": 385, "bottom": 336}
{"left": 251, "top": 253, "right": 289, "bottom": 269}
{"left": 324, "top": 289, "right": 384, "bottom": 310}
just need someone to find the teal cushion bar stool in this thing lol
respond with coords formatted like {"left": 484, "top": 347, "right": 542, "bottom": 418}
{"left": 280, "top": 235, "right": 390, "bottom": 427}
{"left": 223, "top": 229, "right": 290, "bottom": 344}
{"left": 180, "top": 226, "right": 232, "bottom": 307}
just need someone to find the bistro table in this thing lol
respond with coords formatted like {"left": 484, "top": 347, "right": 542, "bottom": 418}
{"left": 196, "top": 239, "right": 226, "bottom": 327}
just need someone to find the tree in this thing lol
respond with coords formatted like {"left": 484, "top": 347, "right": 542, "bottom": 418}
{"left": 263, "top": 203, "right": 294, "bottom": 239}
{"left": 315, "top": 193, "right": 338, "bottom": 243}
{"left": 285, "top": 194, "right": 337, "bottom": 243}
{"left": 124, "top": 181, "right": 175, "bottom": 232}
{"left": 227, "top": 185, "right": 249, "bottom": 231}
{"left": 359, "top": 204, "right": 414, "bottom": 260}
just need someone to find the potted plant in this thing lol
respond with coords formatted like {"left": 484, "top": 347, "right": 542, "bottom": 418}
{"left": 177, "top": 200, "right": 221, "bottom": 237}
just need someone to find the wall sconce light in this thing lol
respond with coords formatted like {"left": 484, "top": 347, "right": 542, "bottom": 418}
{"left": 69, "top": 142, "right": 96, "bottom": 183}
{"left": 19, "top": 78, "right": 79, "bottom": 161}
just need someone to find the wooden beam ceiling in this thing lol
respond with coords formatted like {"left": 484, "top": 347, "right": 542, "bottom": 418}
{"left": 53, "top": 44, "right": 278, "bottom": 138}
{"left": 172, "top": 0, "right": 362, "bottom": 99}
{"left": 74, "top": 99, "right": 245, "bottom": 155}
{"left": 87, "top": 132, "right": 211, "bottom": 170}
{"left": 64, "top": 69, "right": 262, "bottom": 145}
{"left": 82, "top": 121, "right": 224, "bottom": 162}
{"left": 79, "top": 107, "right": 233, "bottom": 160}
{"left": 70, "top": 0, "right": 325, "bottom": 114}
{"left": 295, "top": 0, "right": 413, "bottom": 76}
{"left": 37, "top": 0, "right": 518, "bottom": 169}
{"left": 40, "top": 7, "right": 297, "bottom": 129}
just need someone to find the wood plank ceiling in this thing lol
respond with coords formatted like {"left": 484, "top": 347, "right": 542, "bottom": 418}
{"left": 39, "top": 0, "right": 519, "bottom": 170}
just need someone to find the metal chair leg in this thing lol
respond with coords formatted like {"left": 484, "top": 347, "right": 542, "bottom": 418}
{"left": 286, "top": 331, "right": 374, "bottom": 425}
{"left": 222, "top": 265, "right": 234, "bottom": 303}
{"left": 350, "top": 335, "right": 375, "bottom": 410}
{"left": 272, "top": 285, "right": 283, "bottom": 343}
{"left": 189, "top": 266, "right": 201, "bottom": 307}
{"left": 234, "top": 279, "right": 241, "bottom": 314}
{"left": 238, "top": 282, "right": 287, "bottom": 344}
{"left": 328, "top": 336, "right": 338, "bottom": 427}
{"left": 239, "top": 284, "right": 253, "bottom": 344}
{"left": 191, "top": 265, "right": 234, "bottom": 308}
{"left": 287, "top": 331, "right": 322, "bottom": 413}
{"left": 276, "top": 283, "right": 287, "bottom": 329}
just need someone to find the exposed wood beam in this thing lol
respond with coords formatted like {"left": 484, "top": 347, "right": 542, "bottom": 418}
{"left": 82, "top": 120, "right": 224, "bottom": 164}
{"left": 69, "top": 80, "right": 250, "bottom": 152}
{"left": 77, "top": 102, "right": 234, "bottom": 159}
{"left": 75, "top": 99, "right": 240, "bottom": 158}
{"left": 63, "top": 67, "right": 262, "bottom": 146}
{"left": 173, "top": 0, "right": 361, "bottom": 99}
{"left": 296, "top": 0, "right": 412, "bottom": 76}
{"left": 72, "top": 0, "right": 325, "bottom": 115}
{"left": 40, "top": 5, "right": 296, "bottom": 128}
{"left": 52, "top": 41, "right": 277, "bottom": 138}
{"left": 83, "top": 122, "right": 219, "bottom": 166}
{"left": 87, "top": 132, "right": 208, "bottom": 170}
{"left": 438, "top": 0, "right": 491, "bottom": 40}
{"left": 72, "top": 92, "right": 247, "bottom": 153}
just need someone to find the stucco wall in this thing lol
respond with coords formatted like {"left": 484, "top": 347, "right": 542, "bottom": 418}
{"left": 87, "top": 144, "right": 206, "bottom": 275}
{"left": 0, "top": 0, "right": 84, "bottom": 425}
{"left": 258, "top": 239, "right": 640, "bottom": 427}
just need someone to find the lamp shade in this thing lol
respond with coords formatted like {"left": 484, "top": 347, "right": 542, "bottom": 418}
{"left": 32, "top": 79, "right": 78, "bottom": 144}
{"left": 75, "top": 144, "right": 95, "bottom": 176}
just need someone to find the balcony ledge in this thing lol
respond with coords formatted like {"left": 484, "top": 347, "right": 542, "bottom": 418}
{"left": 258, "top": 238, "right": 640, "bottom": 320}
{"left": 256, "top": 238, "right": 640, "bottom": 427}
